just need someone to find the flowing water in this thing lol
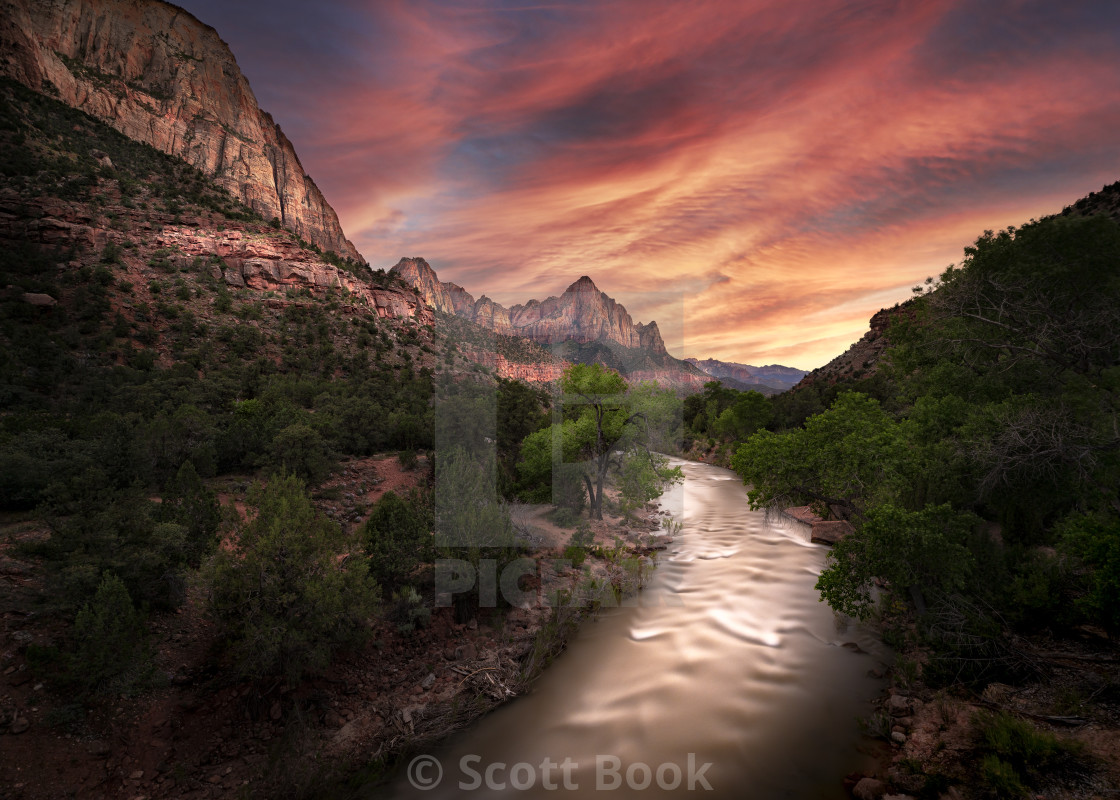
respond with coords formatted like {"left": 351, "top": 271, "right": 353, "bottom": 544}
{"left": 389, "top": 459, "right": 888, "bottom": 798}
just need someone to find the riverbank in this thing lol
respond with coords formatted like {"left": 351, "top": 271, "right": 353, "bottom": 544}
{"left": 0, "top": 453, "right": 671, "bottom": 800}
{"left": 841, "top": 623, "right": 1120, "bottom": 800}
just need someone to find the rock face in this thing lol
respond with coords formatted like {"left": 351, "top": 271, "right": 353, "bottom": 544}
{"left": 390, "top": 258, "right": 668, "bottom": 354}
{"left": 391, "top": 257, "right": 456, "bottom": 314}
{"left": 0, "top": 192, "right": 430, "bottom": 326}
{"left": 794, "top": 300, "right": 917, "bottom": 390}
{"left": 0, "top": 0, "right": 362, "bottom": 261}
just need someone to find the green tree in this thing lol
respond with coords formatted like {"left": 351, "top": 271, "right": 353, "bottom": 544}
{"left": 268, "top": 422, "right": 334, "bottom": 485}
{"left": 364, "top": 490, "right": 432, "bottom": 593}
{"left": 815, "top": 503, "right": 977, "bottom": 619}
{"left": 731, "top": 392, "right": 902, "bottom": 522}
{"left": 205, "top": 474, "right": 377, "bottom": 681}
{"left": 712, "top": 390, "right": 772, "bottom": 441}
{"left": 520, "top": 363, "right": 680, "bottom": 520}
{"left": 158, "top": 460, "right": 221, "bottom": 565}
{"left": 68, "top": 572, "right": 153, "bottom": 697}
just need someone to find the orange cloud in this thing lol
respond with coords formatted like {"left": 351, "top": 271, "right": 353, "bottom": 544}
{"left": 179, "top": 0, "right": 1120, "bottom": 369}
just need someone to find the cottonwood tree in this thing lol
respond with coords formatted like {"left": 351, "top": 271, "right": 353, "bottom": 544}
{"left": 519, "top": 363, "right": 681, "bottom": 520}
{"left": 731, "top": 391, "right": 903, "bottom": 522}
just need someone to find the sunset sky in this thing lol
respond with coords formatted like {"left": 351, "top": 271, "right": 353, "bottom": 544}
{"left": 175, "top": 0, "right": 1120, "bottom": 369}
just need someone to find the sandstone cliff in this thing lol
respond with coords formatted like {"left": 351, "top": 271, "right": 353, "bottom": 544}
{"left": 0, "top": 0, "right": 362, "bottom": 261}
{"left": 389, "top": 257, "right": 716, "bottom": 388}
{"left": 389, "top": 258, "right": 669, "bottom": 354}
{"left": 794, "top": 301, "right": 916, "bottom": 389}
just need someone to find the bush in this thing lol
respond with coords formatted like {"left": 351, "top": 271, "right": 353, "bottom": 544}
{"left": 973, "top": 711, "right": 1086, "bottom": 797}
{"left": 205, "top": 474, "right": 377, "bottom": 681}
{"left": 363, "top": 490, "right": 432, "bottom": 593}
{"left": 67, "top": 572, "right": 153, "bottom": 698}
{"left": 268, "top": 423, "right": 334, "bottom": 485}
{"left": 562, "top": 521, "right": 594, "bottom": 569}
{"left": 389, "top": 586, "right": 431, "bottom": 634}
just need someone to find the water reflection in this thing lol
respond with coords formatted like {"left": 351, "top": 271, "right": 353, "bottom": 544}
{"left": 387, "top": 460, "right": 888, "bottom": 798}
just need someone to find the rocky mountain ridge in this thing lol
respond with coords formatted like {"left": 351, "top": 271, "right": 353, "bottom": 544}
{"left": 391, "top": 257, "right": 668, "bottom": 353}
{"left": 685, "top": 357, "right": 807, "bottom": 393}
{"left": 0, "top": 0, "right": 362, "bottom": 261}
{"left": 390, "top": 257, "right": 709, "bottom": 388}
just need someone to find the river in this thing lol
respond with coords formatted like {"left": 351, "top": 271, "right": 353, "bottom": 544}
{"left": 388, "top": 458, "right": 888, "bottom": 798}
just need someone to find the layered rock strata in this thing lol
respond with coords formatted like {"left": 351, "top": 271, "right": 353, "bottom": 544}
{"left": 0, "top": 0, "right": 362, "bottom": 260}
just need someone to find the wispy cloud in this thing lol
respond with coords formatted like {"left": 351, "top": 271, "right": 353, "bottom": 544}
{"left": 178, "top": 0, "right": 1120, "bottom": 368}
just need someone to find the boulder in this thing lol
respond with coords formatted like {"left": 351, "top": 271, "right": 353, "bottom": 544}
{"left": 853, "top": 777, "right": 887, "bottom": 800}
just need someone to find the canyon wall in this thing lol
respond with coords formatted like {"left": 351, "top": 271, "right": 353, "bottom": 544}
{"left": 0, "top": 0, "right": 362, "bottom": 261}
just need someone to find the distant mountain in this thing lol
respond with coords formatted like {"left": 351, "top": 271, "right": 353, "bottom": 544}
{"left": 391, "top": 257, "right": 707, "bottom": 388}
{"left": 685, "top": 358, "right": 807, "bottom": 393}
{"left": 0, "top": 0, "right": 362, "bottom": 261}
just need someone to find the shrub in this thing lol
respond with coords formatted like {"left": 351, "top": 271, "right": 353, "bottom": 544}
{"left": 205, "top": 474, "right": 377, "bottom": 681}
{"left": 67, "top": 572, "right": 153, "bottom": 698}
{"left": 363, "top": 490, "right": 432, "bottom": 593}
{"left": 973, "top": 711, "right": 1086, "bottom": 797}
{"left": 389, "top": 586, "right": 431, "bottom": 634}
{"left": 268, "top": 423, "right": 334, "bottom": 485}
{"left": 562, "top": 521, "right": 594, "bottom": 569}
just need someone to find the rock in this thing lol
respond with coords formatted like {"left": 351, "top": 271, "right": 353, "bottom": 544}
{"left": 9, "top": 717, "right": 29, "bottom": 734}
{"left": 222, "top": 268, "right": 245, "bottom": 288}
{"left": 89, "top": 149, "right": 113, "bottom": 168}
{"left": 323, "top": 710, "right": 343, "bottom": 729}
{"left": 2, "top": 0, "right": 363, "bottom": 261}
{"left": 87, "top": 740, "right": 111, "bottom": 757}
{"left": 887, "top": 694, "right": 912, "bottom": 716}
{"left": 391, "top": 261, "right": 694, "bottom": 373}
{"left": 853, "top": 777, "right": 888, "bottom": 800}
{"left": 21, "top": 292, "right": 56, "bottom": 306}
{"left": 332, "top": 721, "right": 358, "bottom": 745}
{"left": 129, "top": 770, "right": 144, "bottom": 780}
{"left": 891, "top": 731, "right": 907, "bottom": 744}
{"left": 269, "top": 702, "right": 281, "bottom": 721}
{"left": 421, "top": 673, "right": 435, "bottom": 690}
{"left": 883, "top": 795, "right": 917, "bottom": 800}
{"left": 455, "top": 643, "right": 478, "bottom": 661}
{"left": 887, "top": 769, "right": 925, "bottom": 793}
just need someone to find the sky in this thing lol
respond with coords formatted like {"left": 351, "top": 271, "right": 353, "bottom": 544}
{"left": 174, "top": 0, "right": 1120, "bottom": 370}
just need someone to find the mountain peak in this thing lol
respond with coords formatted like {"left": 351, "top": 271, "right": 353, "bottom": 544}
{"left": 567, "top": 276, "right": 599, "bottom": 293}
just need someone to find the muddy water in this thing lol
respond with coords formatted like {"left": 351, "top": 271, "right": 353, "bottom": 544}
{"left": 391, "top": 460, "right": 888, "bottom": 798}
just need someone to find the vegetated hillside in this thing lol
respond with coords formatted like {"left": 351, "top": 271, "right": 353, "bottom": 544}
{"left": 0, "top": 0, "right": 362, "bottom": 259}
{"left": 730, "top": 185, "right": 1120, "bottom": 798}
{"left": 0, "top": 72, "right": 590, "bottom": 799}
{"left": 793, "top": 299, "right": 919, "bottom": 391}
{"left": 796, "top": 181, "right": 1120, "bottom": 395}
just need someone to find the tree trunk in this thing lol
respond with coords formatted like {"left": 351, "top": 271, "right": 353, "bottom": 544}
{"left": 582, "top": 473, "right": 600, "bottom": 520}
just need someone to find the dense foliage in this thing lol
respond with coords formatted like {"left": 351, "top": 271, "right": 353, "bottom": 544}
{"left": 205, "top": 474, "right": 378, "bottom": 681}
{"left": 730, "top": 212, "right": 1120, "bottom": 667}
{"left": 517, "top": 363, "right": 681, "bottom": 519}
